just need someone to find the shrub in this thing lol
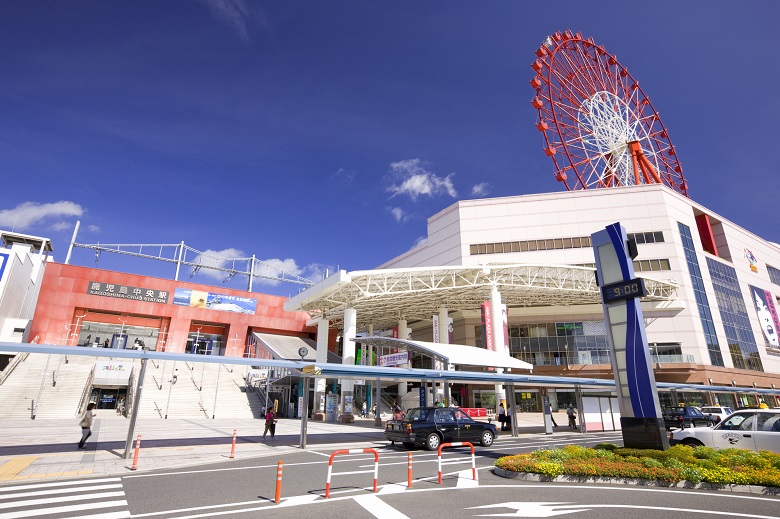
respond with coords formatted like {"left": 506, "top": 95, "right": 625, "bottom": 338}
{"left": 494, "top": 445, "right": 780, "bottom": 488}
{"left": 594, "top": 442, "right": 618, "bottom": 451}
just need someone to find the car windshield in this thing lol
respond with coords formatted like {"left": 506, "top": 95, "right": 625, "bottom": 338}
{"left": 405, "top": 409, "right": 429, "bottom": 421}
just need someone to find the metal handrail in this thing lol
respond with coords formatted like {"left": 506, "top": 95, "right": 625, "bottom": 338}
{"left": 0, "top": 352, "right": 29, "bottom": 385}
{"left": 76, "top": 366, "right": 95, "bottom": 416}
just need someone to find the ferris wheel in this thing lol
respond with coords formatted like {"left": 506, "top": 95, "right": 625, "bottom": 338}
{"left": 530, "top": 31, "right": 688, "bottom": 197}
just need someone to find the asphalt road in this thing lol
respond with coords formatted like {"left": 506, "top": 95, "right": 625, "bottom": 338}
{"left": 4, "top": 431, "right": 779, "bottom": 518}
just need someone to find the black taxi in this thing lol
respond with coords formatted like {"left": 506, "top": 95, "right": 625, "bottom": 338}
{"left": 384, "top": 407, "right": 498, "bottom": 450}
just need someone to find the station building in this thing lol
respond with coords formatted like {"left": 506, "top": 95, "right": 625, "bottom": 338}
{"left": 287, "top": 183, "right": 780, "bottom": 412}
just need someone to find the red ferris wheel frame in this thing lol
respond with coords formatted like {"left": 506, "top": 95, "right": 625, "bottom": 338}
{"left": 530, "top": 30, "right": 688, "bottom": 197}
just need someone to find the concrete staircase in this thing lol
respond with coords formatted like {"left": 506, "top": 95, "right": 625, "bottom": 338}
{"left": 0, "top": 353, "right": 94, "bottom": 419}
{"left": 133, "top": 360, "right": 267, "bottom": 420}
{"left": 0, "top": 354, "right": 273, "bottom": 420}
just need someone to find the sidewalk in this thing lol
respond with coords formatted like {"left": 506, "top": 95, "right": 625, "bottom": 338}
{"left": 0, "top": 412, "right": 553, "bottom": 483}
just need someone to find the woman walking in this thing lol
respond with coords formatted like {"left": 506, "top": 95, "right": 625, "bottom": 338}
{"left": 263, "top": 408, "right": 276, "bottom": 440}
{"left": 78, "top": 403, "right": 95, "bottom": 449}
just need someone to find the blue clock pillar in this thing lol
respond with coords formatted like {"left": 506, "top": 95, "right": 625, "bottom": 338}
{"left": 592, "top": 222, "right": 669, "bottom": 450}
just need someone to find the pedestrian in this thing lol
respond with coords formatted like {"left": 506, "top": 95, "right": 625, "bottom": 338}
{"left": 263, "top": 408, "right": 276, "bottom": 440}
{"left": 371, "top": 403, "right": 377, "bottom": 418}
{"left": 567, "top": 404, "right": 577, "bottom": 429}
{"left": 171, "top": 368, "right": 178, "bottom": 384}
{"left": 78, "top": 403, "right": 95, "bottom": 449}
{"left": 548, "top": 402, "right": 558, "bottom": 427}
{"left": 103, "top": 339, "right": 109, "bottom": 348}
{"left": 362, "top": 400, "right": 367, "bottom": 418}
{"left": 498, "top": 403, "right": 506, "bottom": 430}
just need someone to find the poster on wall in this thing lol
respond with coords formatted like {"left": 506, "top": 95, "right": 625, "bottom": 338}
{"left": 173, "top": 288, "right": 257, "bottom": 314}
{"left": 749, "top": 285, "right": 780, "bottom": 348}
{"left": 432, "top": 315, "right": 439, "bottom": 343}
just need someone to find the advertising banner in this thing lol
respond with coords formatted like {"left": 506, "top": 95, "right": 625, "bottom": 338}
{"left": 326, "top": 394, "right": 337, "bottom": 414}
{"left": 419, "top": 385, "right": 426, "bottom": 407}
{"left": 481, "top": 301, "right": 494, "bottom": 351}
{"left": 502, "top": 303, "right": 509, "bottom": 352}
{"left": 92, "top": 360, "right": 132, "bottom": 386}
{"left": 447, "top": 317, "right": 454, "bottom": 343}
{"left": 380, "top": 352, "right": 408, "bottom": 367}
{"left": 173, "top": 288, "right": 257, "bottom": 314}
{"left": 88, "top": 282, "right": 169, "bottom": 304}
{"left": 749, "top": 285, "right": 780, "bottom": 348}
{"left": 432, "top": 315, "right": 440, "bottom": 343}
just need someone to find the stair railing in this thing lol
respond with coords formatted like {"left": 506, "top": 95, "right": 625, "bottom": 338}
{"left": 0, "top": 352, "right": 29, "bottom": 385}
{"left": 76, "top": 366, "right": 95, "bottom": 416}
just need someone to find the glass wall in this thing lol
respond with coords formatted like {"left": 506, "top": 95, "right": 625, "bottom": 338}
{"left": 679, "top": 222, "right": 725, "bottom": 366}
{"left": 706, "top": 257, "right": 764, "bottom": 371}
{"left": 508, "top": 321, "right": 611, "bottom": 366}
{"left": 76, "top": 321, "right": 161, "bottom": 350}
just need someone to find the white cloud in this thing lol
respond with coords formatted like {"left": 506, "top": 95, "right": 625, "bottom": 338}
{"left": 50, "top": 222, "right": 72, "bottom": 232}
{"left": 390, "top": 207, "right": 408, "bottom": 223}
{"left": 199, "top": 0, "right": 267, "bottom": 42}
{"left": 471, "top": 182, "right": 490, "bottom": 197}
{"left": 87, "top": 225, "right": 101, "bottom": 232}
{"left": 387, "top": 159, "right": 457, "bottom": 201}
{"left": 300, "top": 263, "right": 337, "bottom": 284}
{"left": 412, "top": 236, "right": 427, "bottom": 248}
{"left": 191, "top": 248, "right": 247, "bottom": 280}
{"left": 331, "top": 168, "right": 357, "bottom": 184}
{"left": 0, "top": 201, "right": 84, "bottom": 231}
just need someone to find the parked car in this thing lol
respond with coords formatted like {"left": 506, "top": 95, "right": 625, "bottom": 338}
{"left": 699, "top": 405, "right": 734, "bottom": 424}
{"left": 662, "top": 406, "right": 717, "bottom": 430}
{"left": 384, "top": 407, "right": 498, "bottom": 450}
{"left": 669, "top": 409, "right": 780, "bottom": 452}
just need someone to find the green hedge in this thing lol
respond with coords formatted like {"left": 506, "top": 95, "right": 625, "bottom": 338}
{"left": 494, "top": 444, "right": 780, "bottom": 487}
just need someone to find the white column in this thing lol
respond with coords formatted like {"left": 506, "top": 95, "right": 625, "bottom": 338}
{"left": 490, "top": 287, "right": 507, "bottom": 407}
{"left": 397, "top": 319, "right": 408, "bottom": 401}
{"left": 314, "top": 318, "right": 329, "bottom": 415}
{"left": 340, "top": 308, "right": 357, "bottom": 422}
{"left": 436, "top": 307, "right": 448, "bottom": 403}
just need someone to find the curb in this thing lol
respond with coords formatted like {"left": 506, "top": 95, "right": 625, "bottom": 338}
{"left": 491, "top": 467, "right": 780, "bottom": 496}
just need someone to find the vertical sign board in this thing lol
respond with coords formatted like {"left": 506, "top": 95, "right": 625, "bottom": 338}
{"left": 592, "top": 222, "right": 669, "bottom": 450}
{"left": 419, "top": 385, "right": 426, "bottom": 408}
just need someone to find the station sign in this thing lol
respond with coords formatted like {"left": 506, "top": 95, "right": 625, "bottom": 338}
{"left": 88, "top": 282, "right": 169, "bottom": 304}
{"left": 380, "top": 352, "right": 408, "bottom": 367}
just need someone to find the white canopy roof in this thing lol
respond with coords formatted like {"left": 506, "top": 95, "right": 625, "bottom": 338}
{"left": 284, "top": 264, "right": 679, "bottom": 330}
{"left": 352, "top": 336, "right": 533, "bottom": 371}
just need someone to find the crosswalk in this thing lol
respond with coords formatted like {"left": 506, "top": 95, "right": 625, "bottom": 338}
{"left": 0, "top": 477, "right": 130, "bottom": 519}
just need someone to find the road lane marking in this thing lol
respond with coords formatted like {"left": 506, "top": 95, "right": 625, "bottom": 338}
{"left": 66, "top": 512, "right": 131, "bottom": 519}
{"left": 353, "top": 494, "right": 410, "bottom": 519}
{"left": 2, "top": 491, "right": 126, "bottom": 509}
{"left": 0, "top": 478, "right": 121, "bottom": 492}
{"left": 0, "top": 499, "right": 128, "bottom": 519}
{"left": 0, "top": 484, "right": 123, "bottom": 501}
{"left": 455, "top": 469, "right": 479, "bottom": 488}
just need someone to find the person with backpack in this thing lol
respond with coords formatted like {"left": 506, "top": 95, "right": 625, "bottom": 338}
{"left": 263, "top": 408, "right": 276, "bottom": 440}
{"left": 567, "top": 404, "right": 577, "bottom": 429}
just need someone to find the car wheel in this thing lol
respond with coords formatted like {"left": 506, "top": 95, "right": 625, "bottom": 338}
{"left": 402, "top": 442, "right": 415, "bottom": 449}
{"left": 480, "top": 430, "right": 494, "bottom": 447}
{"left": 425, "top": 433, "right": 441, "bottom": 451}
{"left": 681, "top": 438, "right": 704, "bottom": 447}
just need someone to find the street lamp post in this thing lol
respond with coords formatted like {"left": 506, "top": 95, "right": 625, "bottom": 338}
{"left": 298, "top": 347, "right": 309, "bottom": 449}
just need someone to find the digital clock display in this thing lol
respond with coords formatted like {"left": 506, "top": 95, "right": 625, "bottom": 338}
{"left": 601, "top": 278, "right": 647, "bottom": 304}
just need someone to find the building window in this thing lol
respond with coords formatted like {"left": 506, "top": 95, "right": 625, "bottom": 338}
{"left": 768, "top": 265, "right": 780, "bottom": 287}
{"left": 679, "top": 223, "right": 724, "bottom": 366}
{"left": 469, "top": 235, "right": 594, "bottom": 255}
{"left": 627, "top": 231, "right": 665, "bottom": 244}
{"left": 632, "top": 258, "right": 672, "bottom": 272}
{"left": 706, "top": 256, "right": 763, "bottom": 372}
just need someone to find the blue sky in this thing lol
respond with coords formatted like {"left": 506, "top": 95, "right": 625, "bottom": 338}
{"left": 1, "top": 1, "right": 778, "bottom": 296}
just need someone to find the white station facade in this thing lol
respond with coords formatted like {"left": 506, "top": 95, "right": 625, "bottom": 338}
{"left": 286, "top": 183, "right": 780, "bottom": 413}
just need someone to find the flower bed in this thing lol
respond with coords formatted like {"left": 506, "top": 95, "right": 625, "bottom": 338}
{"left": 494, "top": 444, "right": 780, "bottom": 488}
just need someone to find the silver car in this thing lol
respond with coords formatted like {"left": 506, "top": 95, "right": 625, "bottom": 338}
{"left": 700, "top": 405, "right": 734, "bottom": 424}
{"left": 669, "top": 410, "right": 780, "bottom": 452}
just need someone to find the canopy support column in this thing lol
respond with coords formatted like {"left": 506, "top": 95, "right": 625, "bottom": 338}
{"left": 314, "top": 318, "right": 329, "bottom": 418}
{"left": 490, "top": 287, "right": 507, "bottom": 407}
{"left": 339, "top": 308, "right": 356, "bottom": 423}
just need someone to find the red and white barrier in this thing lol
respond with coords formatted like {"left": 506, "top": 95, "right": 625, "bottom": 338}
{"left": 437, "top": 442, "right": 476, "bottom": 484}
{"left": 324, "top": 448, "right": 379, "bottom": 498}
